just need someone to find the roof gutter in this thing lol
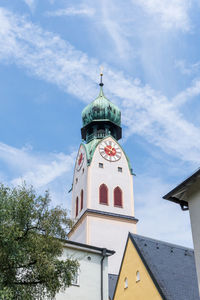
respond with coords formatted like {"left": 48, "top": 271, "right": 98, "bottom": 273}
{"left": 166, "top": 196, "right": 189, "bottom": 211}
{"left": 101, "top": 248, "right": 107, "bottom": 300}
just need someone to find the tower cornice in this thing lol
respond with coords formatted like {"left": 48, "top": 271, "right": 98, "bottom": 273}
{"left": 68, "top": 209, "right": 138, "bottom": 239}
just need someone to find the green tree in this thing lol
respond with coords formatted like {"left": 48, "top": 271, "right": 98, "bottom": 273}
{"left": 0, "top": 183, "right": 78, "bottom": 300}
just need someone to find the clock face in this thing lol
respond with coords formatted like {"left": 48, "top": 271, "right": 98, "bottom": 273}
{"left": 76, "top": 150, "right": 84, "bottom": 171}
{"left": 99, "top": 140, "right": 122, "bottom": 162}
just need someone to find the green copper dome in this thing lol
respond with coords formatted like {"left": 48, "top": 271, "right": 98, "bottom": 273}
{"left": 81, "top": 78, "right": 122, "bottom": 142}
{"left": 82, "top": 87, "right": 121, "bottom": 127}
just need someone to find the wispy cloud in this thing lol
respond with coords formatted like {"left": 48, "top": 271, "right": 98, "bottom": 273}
{"left": 172, "top": 79, "right": 200, "bottom": 106}
{"left": 0, "top": 7, "right": 200, "bottom": 166}
{"left": 99, "top": 0, "right": 133, "bottom": 61}
{"left": 0, "top": 142, "right": 75, "bottom": 188}
{"left": 0, "top": 141, "right": 76, "bottom": 207}
{"left": 135, "top": 174, "right": 193, "bottom": 247}
{"left": 90, "top": 0, "right": 191, "bottom": 64}
{"left": 45, "top": 6, "right": 95, "bottom": 17}
{"left": 133, "top": 0, "right": 191, "bottom": 31}
{"left": 23, "top": 0, "right": 36, "bottom": 12}
{"left": 175, "top": 60, "right": 200, "bottom": 75}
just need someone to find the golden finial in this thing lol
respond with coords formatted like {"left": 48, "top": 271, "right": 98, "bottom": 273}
{"left": 99, "top": 66, "right": 104, "bottom": 86}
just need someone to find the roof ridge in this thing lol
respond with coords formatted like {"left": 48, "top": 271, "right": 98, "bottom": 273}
{"left": 130, "top": 233, "right": 193, "bottom": 252}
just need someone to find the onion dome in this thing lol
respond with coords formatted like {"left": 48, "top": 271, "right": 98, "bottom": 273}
{"left": 81, "top": 73, "right": 122, "bottom": 143}
{"left": 82, "top": 86, "right": 121, "bottom": 128}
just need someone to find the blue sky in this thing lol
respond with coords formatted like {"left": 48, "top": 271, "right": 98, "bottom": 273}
{"left": 1, "top": 0, "right": 200, "bottom": 247}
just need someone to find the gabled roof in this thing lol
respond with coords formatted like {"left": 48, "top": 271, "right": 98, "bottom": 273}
{"left": 108, "top": 274, "right": 118, "bottom": 300}
{"left": 129, "top": 233, "right": 199, "bottom": 300}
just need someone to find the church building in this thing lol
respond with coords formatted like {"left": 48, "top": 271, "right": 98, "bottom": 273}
{"left": 68, "top": 73, "right": 138, "bottom": 275}
{"left": 64, "top": 74, "right": 199, "bottom": 300}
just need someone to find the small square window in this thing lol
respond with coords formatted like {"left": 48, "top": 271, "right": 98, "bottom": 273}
{"left": 118, "top": 167, "right": 122, "bottom": 172}
{"left": 99, "top": 163, "right": 104, "bottom": 168}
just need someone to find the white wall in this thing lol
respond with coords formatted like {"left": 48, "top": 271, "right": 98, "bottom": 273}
{"left": 88, "top": 137, "right": 134, "bottom": 216}
{"left": 71, "top": 137, "right": 135, "bottom": 219}
{"left": 56, "top": 245, "right": 109, "bottom": 300}
{"left": 69, "top": 217, "right": 88, "bottom": 244}
{"left": 187, "top": 178, "right": 200, "bottom": 294}
{"left": 89, "top": 215, "right": 136, "bottom": 274}
{"left": 71, "top": 144, "right": 88, "bottom": 220}
{"left": 69, "top": 136, "right": 137, "bottom": 275}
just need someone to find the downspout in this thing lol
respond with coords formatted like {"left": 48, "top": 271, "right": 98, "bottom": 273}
{"left": 101, "top": 248, "right": 107, "bottom": 300}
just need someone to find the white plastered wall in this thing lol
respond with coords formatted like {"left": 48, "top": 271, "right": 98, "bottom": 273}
{"left": 88, "top": 136, "right": 134, "bottom": 216}
{"left": 69, "top": 136, "right": 137, "bottom": 274}
{"left": 88, "top": 215, "right": 136, "bottom": 274}
{"left": 71, "top": 144, "right": 88, "bottom": 220}
{"left": 187, "top": 178, "right": 200, "bottom": 295}
{"left": 69, "top": 218, "right": 88, "bottom": 244}
{"left": 55, "top": 245, "right": 109, "bottom": 300}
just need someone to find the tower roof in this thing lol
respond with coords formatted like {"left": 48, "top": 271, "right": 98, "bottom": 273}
{"left": 81, "top": 85, "right": 121, "bottom": 128}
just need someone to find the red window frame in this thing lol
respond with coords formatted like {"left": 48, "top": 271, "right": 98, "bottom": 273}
{"left": 80, "top": 190, "right": 83, "bottom": 210}
{"left": 99, "top": 184, "right": 108, "bottom": 205}
{"left": 76, "top": 197, "right": 79, "bottom": 217}
{"left": 114, "top": 186, "right": 123, "bottom": 208}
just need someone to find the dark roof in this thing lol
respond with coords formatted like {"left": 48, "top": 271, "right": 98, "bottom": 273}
{"left": 63, "top": 239, "right": 115, "bottom": 256}
{"left": 108, "top": 274, "right": 118, "bottom": 300}
{"left": 163, "top": 168, "right": 200, "bottom": 210}
{"left": 129, "top": 233, "right": 199, "bottom": 300}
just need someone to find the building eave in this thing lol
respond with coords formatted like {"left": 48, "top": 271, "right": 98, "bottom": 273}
{"left": 62, "top": 238, "right": 115, "bottom": 256}
{"left": 163, "top": 168, "right": 200, "bottom": 211}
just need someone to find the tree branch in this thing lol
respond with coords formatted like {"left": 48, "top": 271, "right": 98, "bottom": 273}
{"left": 2, "top": 260, "right": 37, "bottom": 271}
{"left": 13, "top": 280, "right": 44, "bottom": 285}
{"left": 16, "top": 226, "right": 46, "bottom": 241}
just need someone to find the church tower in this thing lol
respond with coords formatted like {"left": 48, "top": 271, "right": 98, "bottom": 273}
{"left": 68, "top": 73, "right": 138, "bottom": 274}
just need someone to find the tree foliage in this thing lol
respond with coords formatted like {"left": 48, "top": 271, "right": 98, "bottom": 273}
{"left": 0, "top": 183, "right": 78, "bottom": 300}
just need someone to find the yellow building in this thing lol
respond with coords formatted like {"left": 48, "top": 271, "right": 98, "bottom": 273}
{"left": 113, "top": 233, "right": 199, "bottom": 300}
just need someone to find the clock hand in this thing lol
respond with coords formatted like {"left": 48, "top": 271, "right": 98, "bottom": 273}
{"left": 105, "top": 146, "right": 111, "bottom": 151}
{"left": 110, "top": 147, "right": 115, "bottom": 154}
{"left": 105, "top": 145, "right": 115, "bottom": 155}
{"left": 104, "top": 146, "right": 112, "bottom": 154}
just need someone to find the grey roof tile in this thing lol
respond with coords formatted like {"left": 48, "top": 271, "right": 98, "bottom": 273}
{"left": 108, "top": 274, "right": 118, "bottom": 300}
{"left": 130, "top": 233, "right": 199, "bottom": 300}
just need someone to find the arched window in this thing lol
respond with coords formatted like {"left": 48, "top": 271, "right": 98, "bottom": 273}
{"left": 136, "top": 271, "right": 140, "bottom": 282}
{"left": 124, "top": 277, "right": 128, "bottom": 289}
{"left": 80, "top": 190, "right": 83, "bottom": 211}
{"left": 99, "top": 184, "right": 108, "bottom": 205}
{"left": 114, "top": 186, "right": 122, "bottom": 207}
{"left": 76, "top": 197, "right": 79, "bottom": 217}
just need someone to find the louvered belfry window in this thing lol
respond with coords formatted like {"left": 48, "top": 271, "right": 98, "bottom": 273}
{"left": 114, "top": 186, "right": 122, "bottom": 207}
{"left": 81, "top": 190, "right": 83, "bottom": 210}
{"left": 99, "top": 184, "right": 108, "bottom": 205}
{"left": 76, "top": 197, "right": 79, "bottom": 217}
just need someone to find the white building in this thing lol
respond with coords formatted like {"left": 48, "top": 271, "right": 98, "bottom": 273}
{"left": 68, "top": 74, "right": 138, "bottom": 275}
{"left": 56, "top": 239, "right": 114, "bottom": 300}
{"left": 163, "top": 168, "right": 200, "bottom": 295}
